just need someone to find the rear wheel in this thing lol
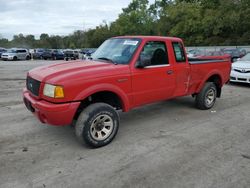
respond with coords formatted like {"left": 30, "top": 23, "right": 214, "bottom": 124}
{"left": 195, "top": 82, "right": 217, "bottom": 110}
{"left": 75, "top": 103, "right": 119, "bottom": 148}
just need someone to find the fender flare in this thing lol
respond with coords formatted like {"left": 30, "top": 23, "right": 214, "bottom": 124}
{"left": 196, "top": 70, "right": 223, "bottom": 93}
{"left": 73, "top": 83, "right": 130, "bottom": 112}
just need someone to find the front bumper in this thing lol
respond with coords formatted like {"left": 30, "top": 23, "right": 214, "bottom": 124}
{"left": 1, "top": 56, "right": 13, "bottom": 60}
{"left": 230, "top": 71, "right": 250, "bottom": 83}
{"left": 23, "top": 88, "right": 80, "bottom": 126}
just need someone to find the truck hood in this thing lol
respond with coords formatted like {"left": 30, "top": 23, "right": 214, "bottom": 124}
{"left": 28, "top": 60, "right": 130, "bottom": 84}
{"left": 232, "top": 61, "right": 250, "bottom": 69}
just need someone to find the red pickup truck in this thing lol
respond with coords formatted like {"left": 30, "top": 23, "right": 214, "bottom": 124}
{"left": 23, "top": 36, "right": 231, "bottom": 147}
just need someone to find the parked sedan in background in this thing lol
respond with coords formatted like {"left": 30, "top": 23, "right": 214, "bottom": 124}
{"left": 230, "top": 53, "right": 250, "bottom": 83}
{"left": 0, "top": 48, "right": 7, "bottom": 58}
{"left": 1, "top": 48, "right": 30, "bottom": 61}
{"left": 64, "top": 49, "right": 77, "bottom": 61}
{"left": 80, "top": 48, "right": 96, "bottom": 59}
{"left": 186, "top": 49, "right": 204, "bottom": 58}
{"left": 51, "top": 49, "right": 64, "bottom": 60}
{"left": 42, "top": 49, "right": 64, "bottom": 60}
{"left": 221, "top": 48, "right": 243, "bottom": 62}
{"left": 73, "top": 49, "right": 80, "bottom": 59}
{"left": 238, "top": 48, "right": 247, "bottom": 57}
{"left": 195, "top": 51, "right": 231, "bottom": 61}
{"left": 33, "top": 48, "right": 45, "bottom": 59}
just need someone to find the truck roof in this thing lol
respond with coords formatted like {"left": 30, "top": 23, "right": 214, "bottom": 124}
{"left": 113, "top": 35, "right": 183, "bottom": 42}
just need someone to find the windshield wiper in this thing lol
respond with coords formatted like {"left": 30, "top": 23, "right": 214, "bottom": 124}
{"left": 97, "top": 57, "right": 117, "bottom": 65}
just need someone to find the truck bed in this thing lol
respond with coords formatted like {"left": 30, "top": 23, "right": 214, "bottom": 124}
{"left": 187, "top": 58, "right": 231, "bottom": 95}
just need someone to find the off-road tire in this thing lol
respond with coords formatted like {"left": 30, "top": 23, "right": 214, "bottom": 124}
{"left": 195, "top": 82, "right": 217, "bottom": 110}
{"left": 75, "top": 103, "right": 119, "bottom": 148}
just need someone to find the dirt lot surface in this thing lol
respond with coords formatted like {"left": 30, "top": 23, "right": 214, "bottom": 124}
{"left": 0, "top": 60, "right": 250, "bottom": 188}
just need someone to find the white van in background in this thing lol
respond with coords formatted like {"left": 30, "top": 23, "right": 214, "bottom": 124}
{"left": 1, "top": 48, "right": 30, "bottom": 61}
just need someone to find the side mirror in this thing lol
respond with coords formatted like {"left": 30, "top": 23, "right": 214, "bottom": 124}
{"left": 135, "top": 54, "right": 151, "bottom": 68}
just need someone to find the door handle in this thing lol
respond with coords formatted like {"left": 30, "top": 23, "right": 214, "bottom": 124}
{"left": 167, "top": 70, "right": 173, "bottom": 75}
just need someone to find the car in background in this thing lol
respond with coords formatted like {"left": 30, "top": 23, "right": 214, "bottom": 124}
{"left": 186, "top": 49, "right": 205, "bottom": 58}
{"left": 51, "top": 49, "right": 64, "bottom": 60}
{"left": 42, "top": 49, "right": 64, "bottom": 60}
{"left": 64, "top": 49, "right": 77, "bottom": 61}
{"left": 73, "top": 49, "right": 80, "bottom": 59}
{"left": 221, "top": 48, "right": 243, "bottom": 62}
{"left": 41, "top": 49, "right": 52, "bottom": 60}
{"left": 204, "top": 51, "right": 225, "bottom": 56}
{"left": 1, "top": 48, "right": 30, "bottom": 61}
{"left": 195, "top": 51, "right": 231, "bottom": 61}
{"left": 230, "top": 53, "right": 250, "bottom": 83}
{"left": 0, "top": 48, "right": 7, "bottom": 58}
{"left": 78, "top": 50, "right": 86, "bottom": 60}
{"left": 238, "top": 48, "right": 247, "bottom": 57}
{"left": 33, "top": 48, "right": 45, "bottom": 59}
{"left": 81, "top": 48, "right": 97, "bottom": 59}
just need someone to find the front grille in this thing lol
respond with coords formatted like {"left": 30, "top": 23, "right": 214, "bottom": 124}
{"left": 238, "top": 78, "right": 247, "bottom": 81}
{"left": 26, "top": 77, "right": 41, "bottom": 96}
{"left": 233, "top": 69, "right": 250, "bottom": 73}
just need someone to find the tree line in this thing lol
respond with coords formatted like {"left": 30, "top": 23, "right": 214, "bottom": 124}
{"left": 0, "top": 0, "right": 249, "bottom": 49}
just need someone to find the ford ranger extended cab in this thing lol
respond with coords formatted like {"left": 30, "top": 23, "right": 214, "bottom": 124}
{"left": 23, "top": 36, "right": 231, "bottom": 147}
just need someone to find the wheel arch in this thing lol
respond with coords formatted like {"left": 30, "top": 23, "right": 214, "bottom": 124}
{"left": 196, "top": 72, "right": 223, "bottom": 97}
{"left": 73, "top": 84, "right": 130, "bottom": 122}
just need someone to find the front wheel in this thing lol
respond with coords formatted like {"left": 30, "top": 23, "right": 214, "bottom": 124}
{"left": 195, "top": 82, "right": 217, "bottom": 110}
{"left": 75, "top": 103, "right": 120, "bottom": 148}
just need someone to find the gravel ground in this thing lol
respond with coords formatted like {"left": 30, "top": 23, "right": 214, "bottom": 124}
{"left": 0, "top": 60, "right": 250, "bottom": 188}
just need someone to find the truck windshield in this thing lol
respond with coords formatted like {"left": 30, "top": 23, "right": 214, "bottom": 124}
{"left": 92, "top": 38, "right": 140, "bottom": 65}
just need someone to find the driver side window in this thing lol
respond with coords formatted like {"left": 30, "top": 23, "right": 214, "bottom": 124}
{"left": 139, "top": 41, "right": 169, "bottom": 66}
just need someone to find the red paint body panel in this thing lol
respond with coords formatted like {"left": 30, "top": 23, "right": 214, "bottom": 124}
{"left": 23, "top": 89, "right": 80, "bottom": 126}
{"left": 23, "top": 36, "right": 231, "bottom": 126}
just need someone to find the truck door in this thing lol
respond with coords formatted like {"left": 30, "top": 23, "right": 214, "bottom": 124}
{"left": 131, "top": 41, "right": 176, "bottom": 107}
{"left": 171, "top": 42, "right": 190, "bottom": 97}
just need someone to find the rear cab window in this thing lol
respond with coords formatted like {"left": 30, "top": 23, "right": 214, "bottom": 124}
{"left": 172, "top": 42, "right": 186, "bottom": 63}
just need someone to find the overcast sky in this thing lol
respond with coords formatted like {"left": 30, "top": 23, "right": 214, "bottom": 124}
{"left": 0, "top": 0, "right": 155, "bottom": 40}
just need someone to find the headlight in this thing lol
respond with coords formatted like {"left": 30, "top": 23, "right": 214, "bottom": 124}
{"left": 43, "top": 84, "right": 64, "bottom": 98}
